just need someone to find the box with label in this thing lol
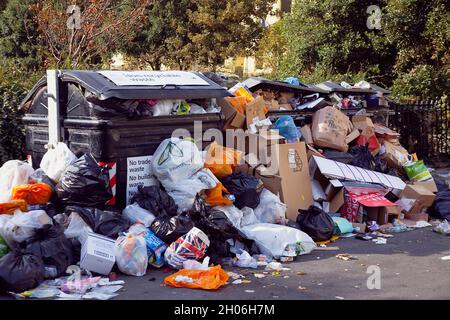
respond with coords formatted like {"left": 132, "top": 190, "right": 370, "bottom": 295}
{"left": 399, "top": 184, "right": 436, "bottom": 214}
{"left": 80, "top": 232, "right": 116, "bottom": 275}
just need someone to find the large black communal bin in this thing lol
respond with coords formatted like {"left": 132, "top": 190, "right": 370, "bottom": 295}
{"left": 20, "top": 70, "right": 230, "bottom": 208}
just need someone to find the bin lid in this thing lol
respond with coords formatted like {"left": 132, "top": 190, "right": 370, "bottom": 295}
{"left": 242, "top": 77, "right": 328, "bottom": 94}
{"left": 21, "top": 70, "right": 230, "bottom": 107}
{"left": 314, "top": 81, "right": 377, "bottom": 94}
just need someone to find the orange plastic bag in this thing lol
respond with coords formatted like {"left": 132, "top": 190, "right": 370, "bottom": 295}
{"left": 205, "top": 183, "right": 232, "bottom": 206}
{"left": 204, "top": 142, "right": 242, "bottom": 178}
{"left": 0, "top": 200, "right": 28, "bottom": 215}
{"left": 11, "top": 183, "right": 52, "bottom": 205}
{"left": 164, "top": 265, "right": 229, "bottom": 290}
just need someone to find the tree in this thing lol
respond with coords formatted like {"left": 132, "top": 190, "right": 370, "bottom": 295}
{"left": 123, "top": 0, "right": 275, "bottom": 70}
{"left": 29, "top": 0, "right": 150, "bottom": 68}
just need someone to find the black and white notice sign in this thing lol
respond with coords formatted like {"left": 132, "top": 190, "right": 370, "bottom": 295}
{"left": 126, "top": 155, "right": 158, "bottom": 204}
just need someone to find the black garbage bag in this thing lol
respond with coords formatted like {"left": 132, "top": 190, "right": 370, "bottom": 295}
{"left": 349, "top": 145, "right": 373, "bottom": 170}
{"left": 66, "top": 206, "right": 130, "bottom": 239}
{"left": 0, "top": 250, "right": 45, "bottom": 293}
{"left": 297, "top": 206, "right": 335, "bottom": 242}
{"left": 188, "top": 196, "right": 252, "bottom": 263}
{"left": 429, "top": 180, "right": 450, "bottom": 220}
{"left": 323, "top": 150, "right": 354, "bottom": 164}
{"left": 131, "top": 185, "right": 178, "bottom": 217}
{"left": 221, "top": 172, "right": 262, "bottom": 209}
{"left": 56, "top": 154, "right": 112, "bottom": 207}
{"left": 150, "top": 213, "right": 194, "bottom": 244}
{"left": 22, "top": 224, "right": 75, "bottom": 277}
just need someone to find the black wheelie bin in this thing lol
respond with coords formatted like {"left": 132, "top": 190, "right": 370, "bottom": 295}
{"left": 20, "top": 70, "right": 230, "bottom": 208}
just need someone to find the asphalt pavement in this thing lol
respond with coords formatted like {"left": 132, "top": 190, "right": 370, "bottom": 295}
{"left": 114, "top": 226, "right": 450, "bottom": 300}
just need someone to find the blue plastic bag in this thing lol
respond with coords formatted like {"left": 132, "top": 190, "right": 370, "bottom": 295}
{"left": 274, "top": 116, "right": 300, "bottom": 142}
{"left": 332, "top": 217, "right": 354, "bottom": 235}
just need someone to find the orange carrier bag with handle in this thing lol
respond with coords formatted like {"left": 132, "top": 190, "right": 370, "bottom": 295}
{"left": 204, "top": 142, "right": 242, "bottom": 179}
{"left": 164, "top": 265, "right": 229, "bottom": 290}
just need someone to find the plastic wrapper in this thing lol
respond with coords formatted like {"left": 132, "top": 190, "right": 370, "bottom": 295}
{"left": 0, "top": 160, "right": 35, "bottom": 203}
{"left": 56, "top": 154, "right": 112, "bottom": 207}
{"left": 297, "top": 206, "right": 335, "bottom": 242}
{"left": 274, "top": 116, "right": 300, "bottom": 141}
{"left": 11, "top": 183, "right": 53, "bottom": 205}
{"left": 164, "top": 227, "right": 210, "bottom": 269}
{"left": 204, "top": 142, "right": 241, "bottom": 179}
{"left": 241, "top": 207, "right": 259, "bottom": 227}
{"left": 122, "top": 203, "right": 156, "bottom": 227}
{"left": 23, "top": 224, "right": 75, "bottom": 277}
{"left": 40, "top": 142, "right": 77, "bottom": 182}
{"left": 164, "top": 265, "right": 228, "bottom": 290}
{"left": 114, "top": 234, "right": 148, "bottom": 276}
{"left": 129, "top": 224, "right": 167, "bottom": 268}
{"left": 0, "top": 250, "right": 45, "bottom": 293}
{"left": 403, "top": 160, "right": 432, "bottom": 182}
{"left": 65, "top": 206, "right": 130, "bottom": 240}
{"left": 254, "top": 189, "right": 287, "bottom": 225}
{"left": 2, "top": 210, "right": 52, "bottom": 246}
{"left": 240, "top": 223, "right": 316, "bottom": 258}
{"left": 150, "top": 213, "right": 194, "bottom": 244}
{"left": 63, "top": 212, "right": 93, "bottom": 244}
{"left": 0, "top": 200, "right": 28, "bottom": 215}
{"left": 151, "top": 138, "right": 204, "bottom": 186}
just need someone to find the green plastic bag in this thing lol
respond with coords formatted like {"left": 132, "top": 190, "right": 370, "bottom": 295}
{"left": 403, "top": 160, "right": 432, "bottom": 181}
{"left": 0, "top": 236, "right": 9, "bottom": 258}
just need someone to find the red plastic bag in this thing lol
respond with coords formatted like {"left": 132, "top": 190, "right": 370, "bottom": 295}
{"left": 356, "top": 134, "right": 381, "bottom": 155}
{"left": 11, "top": 183, "right": 52, "bottom": 205}
{"left": 0, "top": 200, "right": 28, "bottom": 215}
{"left": 164, "top": 265, "right": 229, "bottom": 290}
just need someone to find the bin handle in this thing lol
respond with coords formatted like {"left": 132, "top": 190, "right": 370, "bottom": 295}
{"left": 161, "top": 84, "right": 180, "bottom": 89}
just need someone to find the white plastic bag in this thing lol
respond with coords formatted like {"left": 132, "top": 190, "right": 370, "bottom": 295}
{"left": 254, "top": 189, "right": 287, "bottom": 225}
{"left": 0, "top": 160, "right": 35, "bottom": 203}
{"left": 183, "top": 256, "right": 210, "bottom": 270}
{"left": 2, "top": 210, "right": 52, "bottom": 246}
{"left": 122, "top": 203, "right": 156, "bottom": 227}
{"left": 64, "top": 212, "right": 93, "bottom": 245}
{"left": 167, "top": 168, "right": 218, "bottom": 213}
{"left": 151, "top": 138, "right": 204, "bottom": 186}
{"left": 215, "top": 205, "right": 243, "bottom": 229}
{"left": 40, "top": 142, "right": 77, "bottom": 182}
{"left": 152, "top": 100, "right": 176, "bottom": 116}
{"left": 114, "top": 234, "right": 148, "bottom": 277}
{"left": 241, "top": 207, "right": 259, "bottom": 227}
{"left": 189, "top": 103, "right": 207, "bottom": 114}
{"left": 240, "top": 223, "right": 316, "bottom": 259}
{"left": 235, "top": 249, "right": 258, "bottom": 268}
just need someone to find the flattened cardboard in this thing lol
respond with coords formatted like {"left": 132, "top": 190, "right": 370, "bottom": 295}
{"left": 274, "top": 142, "right": 313, "bottom": 220}
{"left": 352, "top": 115, "right": 374, "bottom": 131}
{"left": 311, "top": 156, "right": 406, "bottom": 192}
{"left": 413, "top": 178, "right": 438, "bottom": 193}
{"left": 329, "top": 188, "right": 345, "bottom": 214}
{"left": 382, "top": 140, "right": 410, "bottom": 168}
{"left": 399, "top": 184, "right": 436, "bottom": 214}
{"left": 404, "top": 212, "right": 429, "bottom": 221}
{"left": 218, "top": 97, "right": 246, "bottom": 129}
{"left": 345, "top": 129, "right": 360, "bottom": 144}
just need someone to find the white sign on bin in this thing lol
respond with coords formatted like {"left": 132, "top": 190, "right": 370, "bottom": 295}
{"left": 126, "top": 155, "right": 158, "bottom": 204}
{"left": 98, "top": 71, "right": 209, "bottom": 86}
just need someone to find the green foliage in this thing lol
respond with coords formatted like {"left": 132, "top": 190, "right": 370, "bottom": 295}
{"left": 259, "top": 0, "right": 449, "bottom": 100}
{"left": 0, "top": 67, "right": 27, "bottom": 165}
{"left": 124, "top": 0, "right": 275, "bottom": 70}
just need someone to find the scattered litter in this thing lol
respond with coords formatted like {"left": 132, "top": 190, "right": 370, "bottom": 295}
{"left": 441, "top": 255, "right": 450, "bottom": 261}
{"left": 227, "top": 272, "right": 245, "bottom": 280}
{"left": 297, "top": 272, "right": 307, "bottom": 276}
{"left": 232, "top": 279, "right": 243, "bottom": 285}
{"left": 413, "top": 221, "right": 432, "bottom": 228}
{"left": 245, "top": 290, "right": 255, "bottom": 293}
{"left": 254, "top": 273, "right": 266, "bottom": 278}
{"left": 298, "top": 286, "right": 307, "bottom": 291}
{"left": 372, "top": 237, "right": 387, "bottom": 245}
{"left": 265, "top": 262, "right": 291, "bottom": 271}
{"left": 335, "top": 296, "right": 345, "bottom": 300}
{"left": 433, "top": 221, "right": 450, "bottom": 235}
{"left": 315, "top": 246, "right": 340, "bottom": 251}
{"left": 336, "top": 253, "right": 357, "bottom": 261}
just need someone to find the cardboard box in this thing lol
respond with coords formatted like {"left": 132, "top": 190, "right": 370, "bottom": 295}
{"left": 382, "top": 140, "right": 410, "bottom": 168}
{"left": 352, "top": 223, "right": 366, "bottom": 234}
{"left": 311, "top": 106, "right": 352, "bottom": 152}
{"left": 400, "top": 184, "right": 436, "bottom": 214}
{"left": 329, "top": 188, "right": 345, "bottom": 214}
{"left": 279, "top": 103, "right": 293, "bottom": 111}
{"left": 306, "top": 144, "right": 324, "bottom": 161}
{"left": 246, "top": 130, "right": 285, "bottom": 165}
{"left": 368, "top": 206, "right": 401, "bottom": 225}
{"left": 218, "top": 97, "right": 246, "bottom": 129}
{"left": 352, "top": 115, "right": 374, "bottom": 132}
{"left": 273, "top": 142, "right": 313, "bottom": 220}
{"left": 300, "top": 125, "right": 314, "bottom": 145}
{"left": 80, "top": 232, "right": 116, "bottom": 275}
{"left": 345, "top": 129, "right": 360, "bottom": 144}
{"left": 254, "top": 166, "right": 283, "bottom": 196}
{"left": 413, "top": 178, "right": 438, "bottom": 193}
{"left": 404, "top": 212, "right": 429, "bottom": 222}
{"left": 245, "top": 96, "right": 267, "bottom": 127}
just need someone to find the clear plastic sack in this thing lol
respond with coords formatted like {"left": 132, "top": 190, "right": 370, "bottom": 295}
{"left": 254, "top": 189, "right": 287, "bottom": 225}
{"left": 0, "top": 160, "right": 35, "bottom": 203}
{"left": 114, "top": 234, "right": 148, "bottom": 277}
{"left": 64, "top": 212, "right": 93, "bottom": 245}
{"left": 40, "top": 142, "right": 77, "bottom": 182}
{"left": 122, "top": 203, "right": 156, "bottom": 227}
